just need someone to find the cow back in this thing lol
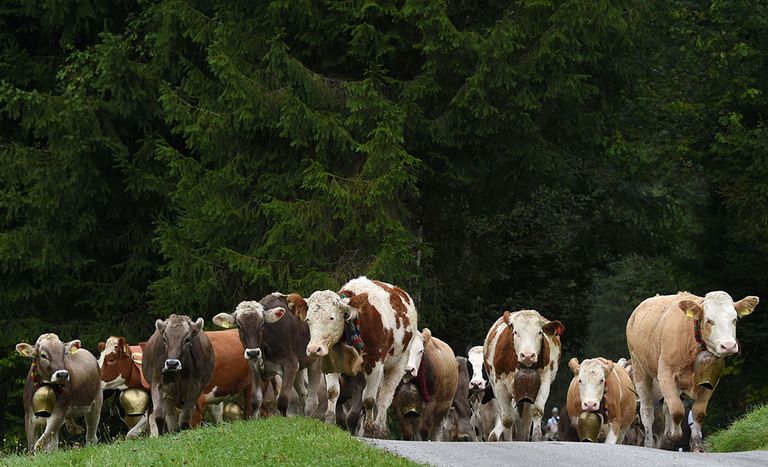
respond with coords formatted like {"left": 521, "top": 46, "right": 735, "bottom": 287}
{"left": 204, "top": 329, "right": 250, "bottom": 396}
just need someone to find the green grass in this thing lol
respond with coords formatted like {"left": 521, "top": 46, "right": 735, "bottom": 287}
{"left": 1, "top": 417, "right": 419, "bottom": 466}
{"left": 707, "top": 404, "right": 768, "bottom": 452}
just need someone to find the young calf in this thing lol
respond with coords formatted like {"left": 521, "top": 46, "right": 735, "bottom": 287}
{"left": 566, "top": 357, "right": 636, "bottom": 444}
{"left": 16, "top": 333, "right": 103, "bottom": 452}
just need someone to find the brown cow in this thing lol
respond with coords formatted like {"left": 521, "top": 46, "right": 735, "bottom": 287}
{"left": 484, "top": 310, "right": 565, "bottom": 441}
{"left": 213, "top": 293, "right": 322, "bottom": 418}
{"left": 16, "top": 333, "right": 103, "bottom": 452}
{"left": 143, "top": 314, "right": 215, "bottom": 433}
{"left": 565, "top": 357, "right": 636, "bottom": 444}
{"left": 393, "top": 329, "right": 459, "bottom": 441}
{"left": 626, "top": 291, "right": 758, "bottom": 451}
{"left": 440, "top": 356, "right": 475, "bottom": 441}
{"left": 200, "top": 329, "right": 253, "bottom": 422}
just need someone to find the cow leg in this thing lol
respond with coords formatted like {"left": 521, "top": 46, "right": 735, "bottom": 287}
{"left": 25, "top": 412, "right": 35, "bottom": 452}
{"left": 151, "top": 385, "right": 167, "bottom": 435}
{"left": 325, "top": 373, "right": 341, "bottom": 424}
{"left": 516, "top": 403, "right": 533, "bottom": 441}
{"left": 279, "top": 361, "right": 300, "bottom": 416}
{"left": 250, "top": 372, "right": 265, "bottom": 418}
{"left": 690, "top": 388, "right": 713, "bottom": 452}
{"left": 126, "top": 413, "right": 148, "bottom": 439}
{"left": 177, "top": 392, "right": 200, "bottom": 430}
{"left": 304, "top": 362, "right": 322, "bottom": 419}
{"left": 36, "top": 410, "right": 65, "bottom": 452}
{"left": 634, "top": 373, "right": 655, "bottom": 448}
{"left": 492, "top": 384, "right": 515, "bottom": 441}
{"left": 207, "top": 402, "right": 224, "bottom": 424}
{"left": 361, "top": 363, "right": 384, "bottom": 436}
{"left": 370, "top": 362, "right": 407, "bottom": 439}
{"left": 604, "top": 422, "right": 620, "bottom": 444}
{"left": 242, "top": 382, "right": 254, "bottom": 419}
{"left": 292, "top": 368, "right": 309, "bottom": 416}
{"left": 84, "top": 389, "right": 103, "bottom": 445}
{"left": 346, "top": 379, "right": 364, "bottom": 435}
{"left": 530, "top": 375, "right": 553, "bottom": 441}
{"left": 658, "top": 370, "right": 684, "bottom": 441}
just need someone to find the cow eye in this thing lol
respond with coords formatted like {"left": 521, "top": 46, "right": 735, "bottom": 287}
{"left": 601, "top": 379, "right": 605, "bottom": 383}
{"left": 513, "top": 331, "right": 518, "bottom": 336}
{"left": 40, "top": 353, "right": 48, "bottom": 360}
{"left": 329, "top": 316, "right": 335, "bottom": 321}
{"left": 184, "top": 337, "right": 191, "bottom": 345}
{"left": 732, "top": 319, "right": 737, "bottom": 325}
{"left": 706, "top": 319, "right": 715, "bottom": 326}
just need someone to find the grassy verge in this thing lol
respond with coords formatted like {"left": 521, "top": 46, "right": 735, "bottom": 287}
{"left": 707, "top": 404, "right": 768, "bottom": 452}
{"left": 1, "top": 417, "right": 419, "bottom": 466}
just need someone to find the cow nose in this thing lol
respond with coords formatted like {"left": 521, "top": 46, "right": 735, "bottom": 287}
{"left": 245, "top": 348, "right": 262, "bottom": 360}
{"left": 404, "top": 367, "right": 417, "bottom": 379}
{"left": 470, "top": 380, "right": 485, "bottom": 391}
{"left": 719, "top": 341, "right": 738, "bottom": 355}
{"left": 52, "top": 370, "right": 69, "bottom": 382}
{"left": 582, "top": 401, "right": 599, "bottom": 412}
{"left": 306, "top": 344, "right": 328, "bottom": 357}
{"left": 520, "top": 352, "right": 536, "bottom": 365}
{"left": 163, "top": 358, "right": 181, "bottom": 372}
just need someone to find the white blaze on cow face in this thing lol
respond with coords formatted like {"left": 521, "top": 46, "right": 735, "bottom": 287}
{"left": 507, "top": 311, "right": 545, "bottom": 367}
{"left": 572, "top": 358, "right": 610, "bottom": 412}
{"left": 467, "top": 346, "right": 486, "bottom": 392}
{"left": 403, "top": 330, "right": 425, "bottom": 382}
{"left": 305, "top": 290, "right": 351, "bottom": 357}
{"left": 680, "top": 292, "right": 759, "bottom": 358}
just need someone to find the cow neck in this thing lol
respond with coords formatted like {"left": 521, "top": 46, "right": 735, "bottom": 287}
{"left": 340, "top": 293, "right": 364, "bottom": 351}
{"left": 693, "top": 319, "right": 707, "bottom": 351}
{"left": 127, "top": 356, "right": 146, "bottom": 390}
{"left": 415, "top": 358, "right": 431, "bottom": 403}
{"left": 30, "top": 358, "right": 64, "bottom": 395}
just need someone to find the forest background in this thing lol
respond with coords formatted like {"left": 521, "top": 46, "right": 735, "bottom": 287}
{"left": 1, "top": 0, "right": 767, "bottom": 448}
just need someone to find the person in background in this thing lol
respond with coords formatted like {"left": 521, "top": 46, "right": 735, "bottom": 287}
{"left": 547, "top": 407, "right": 560, "bottom": 428}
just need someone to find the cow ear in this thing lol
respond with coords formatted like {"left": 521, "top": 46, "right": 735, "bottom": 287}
{"left": 265, "top": 307, "right": 287, "bottom": 324}
{"left": 191, "top": 318, "right": 204, "bottom": 334}
{"left": 16, "top": 343, "right": 35, "bottom": 358}
{"left": 734, "top": 296, "right": 759, "bottom": 318}
{"left": 601, "top": 359, "right": 614, "bottom": 374}
{"left": 421, "top": 328, "right": 432, "bottom": 346}
{"left": 568, "top": 358, "right": 580, "bottom": 375}
{"left": 98, "top": 341, "right": 106, "bottom": 353}
{"left": 117, "top": 337, "right": 130, "bottom": 355}
{"left": 213, "top": 313, "right": 237, "bottom": 329}
{"left": 503, "top": 311, "right": 513, "bottom": 326}
{"left": 286, "top": 293, "right": 308, "bottom": 321}
{"left": 66, "top": 340, "right": 81, "bottom": 354}
{"left": 543, "top": 320, "right": 565, "bottom": 336}
{"left": 342, "top": 292, "right": 368, "bottom": 321}
{"left": 155, "top": 319, "right": 167, "bottom": 332}
{"left": 679, "top": 300, "right": 703, "bottom": 319}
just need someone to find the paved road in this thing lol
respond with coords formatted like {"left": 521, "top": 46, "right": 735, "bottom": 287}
{"left": 366, "top": 440, "right": 768, "bottom": 467}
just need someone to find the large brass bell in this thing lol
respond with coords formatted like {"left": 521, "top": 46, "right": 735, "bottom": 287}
{"left": 513, "top": 368, "right": 541, "bottom": 404}
{"left": 119, "top": 388, "right": 150, "bottom": 416}
{"left": 694, "top": 350, "right": 724, "bottom": 391}
{"left": 577, "top": 411, "right": 603, "bottom": 442}
{"left": 123, "top": 414, "right": 143, "bottom": 429}
{"left": 32, "top": 386, "right": 57, "bottom": 417}
{"left": 223, "top": 402, "right": 244, "bottom": 422}
{"left": 397, "top": 384, "right": 423, "bottom": 418}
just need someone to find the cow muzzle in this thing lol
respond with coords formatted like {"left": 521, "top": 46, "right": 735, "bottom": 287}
{"left": 582, "top": 400, "right": 599, "bottom": 412}
{"left": 518, "top": 352, "right": 537, "bottom": 367}
{"left": 717, "top": 341, "right": 738, "bottom": 357}
{"left": 244, "top": 348, "right": 262, "bottom": 360}
{"left": 469, "top": 379, "right": 486, "bottom": 392}
{"left": 51, "top": 369, "right": 70, "bottom": 383}
{"left": 306, "top": 343, "right": 328, "bottom": 357}
{"left": 163, "top": 358, "right": 182, "bottom": 372}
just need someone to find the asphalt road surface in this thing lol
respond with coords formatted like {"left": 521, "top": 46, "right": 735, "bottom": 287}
{"left": 366, "top": 440, "right": 768, "bottom": 467}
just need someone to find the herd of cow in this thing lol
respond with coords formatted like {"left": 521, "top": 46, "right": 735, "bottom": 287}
{"left": 14, "top": 276, "right": 759, "bottom": 455}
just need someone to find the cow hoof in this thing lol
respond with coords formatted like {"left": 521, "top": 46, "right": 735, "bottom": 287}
{"left": 488, "top": 433, "right": 498, "bottom": 442}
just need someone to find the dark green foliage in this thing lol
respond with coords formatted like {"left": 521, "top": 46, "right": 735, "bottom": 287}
{"left": 1, "top": 0, "right": 767, "bottom": 447}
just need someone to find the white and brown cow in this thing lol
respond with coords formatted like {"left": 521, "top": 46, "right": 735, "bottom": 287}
{"left": 467, "top": 345, "right": 500, "bottom": 441}
{"left": 16, "top": 333, "right": 103, "bottom": 452}
{"left": 626, "top": 291, "right": 758, "bottom": 451}
{"left": 304, "top": 276, "right": 418, "bottom": 438}
{"left": 393, "top": 329, "right": 458, "bottom": 441}
{"left": 484, "top": 310, "right": 565, "bottom": 441}
{"left": 565, "top": 357, "right": 636, "bottom": 444}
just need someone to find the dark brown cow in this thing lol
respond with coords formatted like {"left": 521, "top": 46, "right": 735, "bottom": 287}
{"left": 441, "top": 356, "right": 475, "bottom": 441}
{"left": 143, "top": 314, "right": 215, "bottom": 433}
{"left": 16, "top": 333, "right": 103, "bottom": 452}
{"left": 213, "top": 293, "right": 322, "bottom": 417}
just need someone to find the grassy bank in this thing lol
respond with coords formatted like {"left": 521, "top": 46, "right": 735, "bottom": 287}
{"left": 707, "top": 404, "right": 768, "bottom": 452}
{"left": 1, "top": 417, "right": 418, "bottom": 466}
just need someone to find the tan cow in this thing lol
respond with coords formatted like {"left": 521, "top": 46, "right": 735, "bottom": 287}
{"left": 16, "top": 333, "right": 103, "bottom": 452}
{"left": 484, "top": 310, "right": 565, "bottom": 441}
{"left": 626, "top": 291, "right": 758, "bottom": 451}
{"left": 393, "top": 329, "right": 458, "bottom": 441}
{"left": 565, "top": 357, "right": 636, "bottom": 444}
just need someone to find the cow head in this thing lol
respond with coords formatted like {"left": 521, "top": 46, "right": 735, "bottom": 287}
{"left": 155, "top": 314, "right": 203, "bottom": 373}
{"left": 467, "top": 345, "right": 486, "bottom": 392}
{"left": 404, "top": 329, "right": 428, "bottom": 381}
{"left": 97, "top": 336, "right": 133, "bottom": 390}
{"left": 679, "top": 292, "right": 759, "bottom": 358}
{"left": 305, "top": 290, "right": 365, "bottom": 357}
{"left": 570, "top": 358, "right": 612, "bottom": 413}
{"left": 504, "top": 310, "right": 565, "bottom": 368}
{"left": 213, "top": 300, "right": 286, "bottom": 361}
{"left": 16, "top": 333, "right": 80, "bottom": 385}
